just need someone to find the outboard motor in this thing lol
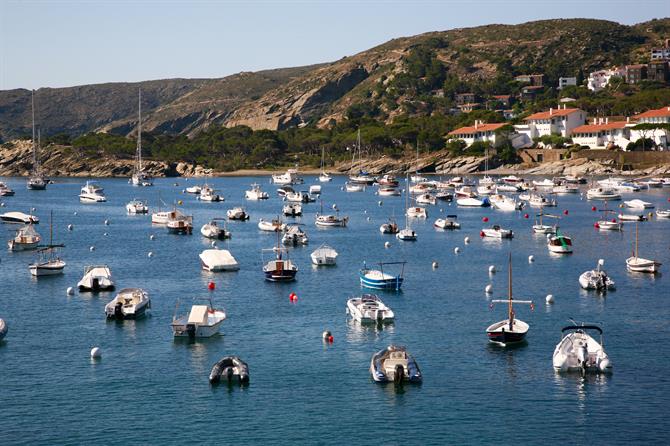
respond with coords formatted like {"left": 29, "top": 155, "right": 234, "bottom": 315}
{"left": 577, "top": 342, "right": 589, "bottom": 371}
{"left": 114, "top": 302, "right": 124, "bottom": 320}
{"left": 226, "top": 367, "right": 234, "bottom": 382}
{"left": 394, "top": 364, "right": 405, "bottom": 385}
{"left": 92, "top": 278, "right": 100, "bottom": 291}
{"left": 186, "top": 324, "right": 196, "bottom": 339}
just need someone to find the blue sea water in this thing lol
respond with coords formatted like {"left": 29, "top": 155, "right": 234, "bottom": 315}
{"left": 0, "top": 175, "right": 669, "bottom": 445}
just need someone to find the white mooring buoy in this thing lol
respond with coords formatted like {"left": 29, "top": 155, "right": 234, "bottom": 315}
{"left": 528, "top": 255, "right": 535, "bottom": 263}
{"left": 489, "top": 265, "right": 496, "bottom": 274}
{"left": 454, "top": 247, "right": 460, "bottom": 254}
{"left": 90, "top": 347, "right": 101, "bottom": 359}
{"left": 66, "top": 287, "right": 74, "bottom": 296}
{"left": 546, "top": 294, "right": 554, "bottom": 304}
{"left": 485, "top": 284, "right": 493, "bottom": 294}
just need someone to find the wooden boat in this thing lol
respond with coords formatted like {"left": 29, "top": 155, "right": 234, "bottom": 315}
{"left": 626, "top": 222, "right": 661, "bottom": 273}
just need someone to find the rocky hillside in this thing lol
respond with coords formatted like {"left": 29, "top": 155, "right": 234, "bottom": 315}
{"left": 0, "top": 18, "right": 668, "bottom": 140}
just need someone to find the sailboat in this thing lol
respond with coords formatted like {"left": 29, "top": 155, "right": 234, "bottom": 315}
{"left": 29, "top": 211, "right": 66, "bottom": 276}
{"left": 410, "top": 142, "right": 428, "bottom": 183}
{"left": 486, "top": 254, "right": 534, "bottom": 345}
{"left": 547, "top": 227, "right": 573, "bottom": 254}
{"left": 27, "top": 90, "right": 47, "bottom": 191}
{"left": 318, "top": 147, "right": 332, "bottom": 182}
{"left": 532, "top": 208, "right": 557, "bottom": 234}
{"left": 397, "top": 176, "right": 417, "bottom": 241}
{"left": 130, "top": 89, "right": 153, "bottom": 187}
{"left": 262, "top": 232, "right": 298, "bottom": 282}
{"left": 479, "top": 145, "right": 494, "bottom": 186}
{"left": 348, "top": 129, "right": 375, "bottom": 185}
{"left": 595, "top": 201, "right": 622, "bottom": 231}
{"left": 626, "top": 222, "right": 661, "bottom": 273}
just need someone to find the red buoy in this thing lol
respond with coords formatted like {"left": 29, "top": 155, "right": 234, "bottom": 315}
{"left": 480, "top": 230, "right": 486, "bottom": 237}
{"left": 594, "top": 222, "right": 600, "bottom": 228}
{"left": 208, "top": 282, "right": 215, "bottom": 290}
{"left": 524, "top": 213, "right": 529, "bottom": 219}
{"left": 328, "top": 335, "right": 334, "bottom": 343}
{"left": 612, "top": 218, "right": 617, "bottom": 223}
{"left": 482, "top": 217, "right": 489, "bottom": 222}
{"left": 563, "top": 210, "right": 569, "bottom": 215}
{"left": 591, "top": 206, "right": 597, "bottom": 211}
{"left": 289, "top": 292, "right": 297, "bottom": 302}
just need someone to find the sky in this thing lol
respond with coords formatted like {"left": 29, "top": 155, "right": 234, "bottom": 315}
{"left": 1, "top": 0, "right": 668, "bottom": 90}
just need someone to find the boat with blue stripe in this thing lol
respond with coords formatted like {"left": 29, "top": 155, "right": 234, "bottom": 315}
{"left": 359, "top": 261, "right": 406, "bottom": 290}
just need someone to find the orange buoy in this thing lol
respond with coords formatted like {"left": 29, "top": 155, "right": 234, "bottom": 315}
{"left": 208, "top": 282, "right": 215, "bottom": 290}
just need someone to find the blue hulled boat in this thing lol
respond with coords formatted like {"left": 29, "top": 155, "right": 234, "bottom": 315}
{"left": 359, "top": 261, "right": 406, "bottom": 290}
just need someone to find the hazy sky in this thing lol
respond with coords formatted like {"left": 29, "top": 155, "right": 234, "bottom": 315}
{"left": 1, "top": 0, "right": 667, "bottom": 90}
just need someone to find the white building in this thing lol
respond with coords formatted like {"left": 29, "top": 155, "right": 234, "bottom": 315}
{"left": 571, "top": 120, "right": 631, "bottom": 149}
{"left": 651, "top": 48, "right": 670, "bottom": 60}
{"left": 558, "top": 77, "right": 577, "bottom": 89}
{"left": 629, "top": 106, "right": 670, "bottom": 149}
{"left": 587, "top": 68, "right": 625, "bottom": 92}
{"left": 447, "top": 121, "right": 506, "bottom": 147}
{"left": 513, "top": 106, "right": 586, "bottom": 147}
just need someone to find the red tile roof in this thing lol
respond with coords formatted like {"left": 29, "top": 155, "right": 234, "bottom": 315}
{"left": 634, "top": 106, "right": 670, "bottom": 119}
{"left": 572, "top": 122, "right": 627, "bottom": 134}
{"left": 524, "top": 108, "right": 581, "bottom": 121}
{"left": 448, "top": 123, "right": 506, "bottom": 135}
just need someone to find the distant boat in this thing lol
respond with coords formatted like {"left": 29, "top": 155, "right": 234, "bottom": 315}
{"left": 199, "top": 249, "right": 239, "bottom": 272}
{"left": 318, "top": 147, "right": 332, "bottom": 182}
{"left": 7, "top": 224, "right": 41, "bottom": 251}
{"left": 262, "top": 237, "right": 298, "bottom": 282}
{"left": 283, "top": 203, "right": 302, "bottom": 217}
{"left": 397, "top": 177, "right": 417, "bottom": 241}
{"left": 626, "top": 222, "right": 661, "bottom": 273}
{"left": 359, "top": 261, "right": 405, "bottom": 290}
{"left": 29, "top": 211, "right": 65, "bottom": 277}
{"left": 481, "top": 225, "right": 514, "bottom": 239}
{"left": 198, "top": 184, "right": 223, "bottom": 202}
{"left": 130, "top": 89, "right": 153, "bottom": 187}
{"left": 27, "top": 90, "right": 48, "bottom": 191}
{"left": 245, "top": 183, "right": 269, "bottom": 200}
{"left": 310, "top": 244, "right": 338, "bottom": 266}
{"left": 1, "top": 211, "right": 39, "bottom": 224}
{"left": 226, "top": 207, "right": 249, "bottom": 221}
{"left": 79, "top": 181, "right": 106, "bottom": 203}
{"left": 126, "top": 198, "right": 149, "bottom": 214}
{"left": 347, "top": 294, "right": 394, "bottom": 323}
{"left": 200, "top": 219, "right": 231, "bottom": 239}
{"left": 379, "top": 217, "right": 399, "bottom": 234}
{"left": 434, "top": 215, "right": 460, "bottom": 230}
{"left": 315, "top": 202, "right": 348, "bottom": 227}
{"left": 0, "top": 182, "right": 15, "bottom": 196}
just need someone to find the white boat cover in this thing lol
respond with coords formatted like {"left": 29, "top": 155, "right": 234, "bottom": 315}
{"left": 199, "top": 249, "right": 240, "bottom": 271}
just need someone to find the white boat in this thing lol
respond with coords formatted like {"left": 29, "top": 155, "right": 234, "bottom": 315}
{"left": 552, "top": 184, "right": 579, "bottom": 194}
{"left": 496, "top": 183, "right": 523, "bottom": 193}
{"left": 276, "top": 185, "right": 295, "bottom": 197}
{"left": 532, "top": 179, "right": 555, "bottom": 188}
{"left": 457, "top": 197, "right": 490, "bottom": 207}
{"left": 624, "top": 199, "right": 654, "bottom": 209}
{"left": 415, "top": 193, "right": 436, "bottom": 205}
{"left": 7, "top": 224, "right": 41, "bottom": 251}
{"left": 78, "top": 265, "right": 115, "bottom": 291}
{"left": 359, "top": 261, "right": 405, "bottom": 290}
{"left": 126, "top": 198, "right": 149, "bottom": 214}
{"left": 309, "top": 184, "right": 321, "bottom": 195}
{"left": 29, "top": 212, "right": 65, "bottom": 277}
{"left": 379, "top": 218, "right": 399, "bottom": 234}
{"left": 282, "top": 225, "right": 309, "bottom": 245}
{"left": 547, "top": 230, "right": 573, "bottom": 254}
{"left": 199, "top": 249, "right": 240, "bottom": 272}
{"left": 396, "top": 228, "right": 417, "bottom": 241}
{"left": 345, "top": 182, "right": 365, "bottom": 192}
{"left": 409, "top": 183, "right": 433, "bottom": 194}
{"left": 406, "top": 206, "right": 427, "bottom": 218}
{"left": 579, "top": 259, "right": 615, "bottom": 291}
{"left": 152, "top": 206, "right": 181, "bottom": 225}
{"left": 79, "top": 181, "right": 106, "bottom": 202}
{"left": 185, "top": 185, "right": 202, "bottom": 194}
{"left": 586, "top": 188, "right": 621, "bottom": 200}
{"left": 490, "top": 194, "right": 523, "bottom": 211}
{"left": 226, "top": 207, "right": 249, "bottom": 220}
{"left": 26, "top": 91, "right": 48, "bottom": 191}
{"left": 476, "top": 184, "right": 496, "bottom": 195}
{"left": 598, "top": 179, "right": 640, "bottom": 193}
{"left": 0, "top": 182, "right": 15, "bottom": 196}
{"left": 0, "top": 318, "right": 7, "bottom": 341}
{"left": 595, "top": 203, "right": 622, "bottom": 231}
{"left": 105, "top": 288, "right": 151, "bottom": 320}
{"left": 285, "top": 190, "right": 313, "bottom": 202}
{"left": 378, "top": 187, "right": 401, "bottom": 196}
{"left": 481, "top": 225, "right": 513, "bottom": 239}
{"left": 626, "top": 223, "right": 661, "bottom": 273}
{"left": 171, "top": 299, "right": 226, "bottom": 338}
{"left": 528, "top": 194, "right": 556, "bottom": 208}
{"left": 200, "top": 219, "right": 231, "bottom": 239}
{"left": 532, "top": 211, "right": 557, "bottom": 234}
{"left": 319, "top": 173, "right": 332, "bottom": 183}
{"left": 258, "top": 218, "right": 286, "bottom": 232}
{"left": 315, "top": 202, "right": 348, "bottom": 227}
{"left": 370, "top": 345, "right": 422, "bottom": 384}
{"left": 553, "top": 324, "right": 611, "bottom": 373}
{"left": 198, "top": 184, "right": 223, "bottom": 202}
{"left": 642, "top": 178, "right": 664, "bottom": 188}
{"left": 1, "top": 211, "right": 39, "bottom": 224}
{"left": 501, "top": 175, "right": 523, "bottom": 184}
{"left": 617, "top": 213, "right": 646, "bottom": 222}
{"left": 283, "top": 203, "right": 302, "bottom": 217}
{"left": 129, "top": 89, "right": 153, "bottom": 187}
{"left": 310, "top": 244, "right": 338, "bottom": 265}
{"left": 346, "top": 294, "right": 394, "bottom": 323}
{"left": 656, "top": 209, "right": 670, "bottom": 219}
{"left": 434, "top": 215, "right": 460, "bottom": 230}
{"left": 271, "top": 168, "right": 303, "bottom": 185}
{"left": 166, "top": 214, "right": 193, "bottom": 234}
{"left": 435, "top": 190, "right": 454, "bottom": 201}
{"left": 562, "top": 175, "right": 587, "bottom": 184}
{"left": 455, "top": 185, "right": 476, "bottom": 198}
{"left": 245, "top": 183, "right": 269, "bottom": 200}
{"left": 378, "top": 174, "right": 399, "bottom": 187}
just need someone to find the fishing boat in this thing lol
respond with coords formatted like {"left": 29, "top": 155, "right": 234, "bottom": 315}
{"left": 624, "top": 199, "right": 654, "bottom": 209}
{"left": 481, "top": 225, "right": 514, "bottom": 239}
{"left": 245, "top": 183, "right": 269, "bottom": 200}
{"left": 406, "top": 207, "right": 427, "bottom": 218}
{"left": 315, "top": 202, "right": 348, "bottom": 227}
{"left": 0, "top": 182, "right": 15, "bottom": 196}
{"left": 377, "top": 174, "right": 399, "bottom": 187}
{"left": 283, "top": 203, "right": 302, "bottom": 217}
{"left": 359, "top": 261, "right": 405, "bottom": 290}
{"left": 490, "top": 194, "right": 523, "bottom": 211}
{"left": 626, "top": 222, "right": 661, "bottom": 273}
{"left": 126, "top": 198, "right": 149, "bottom": 214}
{"left": 379, "top": 217, "right": 399, "bottom": 234}
{"left": 258, "top": 218, "right": 287, "bottom": 232}
{"left": 528, "top": 194, "right": 556, "bottom": 208}
{"left": 435, "top": 190, "right": 454, "bottom": 201}
{"left": 0, "top": 212, "right": 40, "bottom": 224}
{"left": 198, "top": 184, "right": 223, "bottom": 202}
{"left": 547, "top": 228, "right": 573, "bottom": 254}
{"left": 77, "top": 265, "right": 115, "bottom": 291}
{"left": 595, "top": 202, "right": 622, "bottom": 231}
{"left": 7, "top": 224, "right": 41, "bottom": 251}
{"left": 79, "top": 181, "right": 106, "bottom": 202}
{"left": 532, "top": 210, "right": 557, "bottom": 234}
{"left": 166, "top": 213, "right": 193, "bottom": 234}
{"left": 200, "top": 219, "right": 231, "bottom": 239}
{"left": 579, "top": 259, "right": 615, "bottom": 292}
{"left": 486, "top": 254, "right": 533, "bottom": 345}
{"left": 641, "top": 178, "right": 664, "bottom": 188}
{"left": 346, "top": 294, "right": 394, "bottom": 323}
{"left": 199, "top": 249, "right": 240, "bottom": 272}
{"left": 171, "top": 298, "right": 226, "bottom": 338}
{"left": 370, "top": 345, "right": 422, "bottom": 384}
{"left": 262, "top": 237, "right": 298, "bottom": 282}
{"left": 586, "top": 187, "right": 621, "bottom": 200}
{"left": 553, "top": 323, "right": 612, "bottom": 373}
{"left": 26, "top": 91, "right": 48, "bottom": 191}
{"left": 209, "top": 356, "right": 250, "bottom": 385}
{"left": 226, "top": 207, "right": 249, "bottom": 220}
{"left": 105, "top": 288, "right": 151, "bottom": 320}
{"left": 434, "top": 215, "right": 460, "bottom": 230}
{"left": 152, "top": 200, "right": 181, "bottom": 225}
{"left": 129, "top": 89, "right": 153, "bottom": 187}
{"left": 29, "top": 212, "right": 65, "bottom": 277}
{"left": 310, "top": 244, "right": 338, "bottom": 266}
{"left": 318, "top": 147, "right": 332, "bottom": 182}
{"left": 282, "top": 225, "right": 309, "bottom": 245}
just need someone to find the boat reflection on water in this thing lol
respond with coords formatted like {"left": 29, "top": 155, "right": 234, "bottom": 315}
{"left": 553, "top": 372, "right": 610, "bottom": 425}
{"left": 345, "top": 318, "right": 395, "bottom": 344}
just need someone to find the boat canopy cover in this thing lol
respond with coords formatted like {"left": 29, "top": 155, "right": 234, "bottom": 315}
{"left": 561, "top": 325, "right": 603, "bottom": 334}
{"left": 188, "top": 305, "right": 209, "bottom": 324}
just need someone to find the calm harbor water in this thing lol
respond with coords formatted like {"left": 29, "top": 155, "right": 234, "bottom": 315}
{"left": 1, "top": 175, "right": 669, "bottom": 445}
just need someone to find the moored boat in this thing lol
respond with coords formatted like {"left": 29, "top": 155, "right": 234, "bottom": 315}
{"left": 171, "top": 299, "right": 226, "bottom": 338}
{"left": 370, "top": 345, "right": 422, "bottom": 384}
{"left": 579, "top": 259, "right": 615, "bottom": 292}
{"left": 104, "top": 288, "right": 150, "bottom": 320}
{"left": 209, "top": 356, "right": 250, "bottom": 385}
{"left": 553, "top": 323, "right": 611, "bottom": 373}
{"left": 346, "top": 294, "right": 394, "bottom": 323}
{"left": 7, "top": 224, "right": 41, "bottom": 251}
{"left": 199, "top": 249, "right": 240, "bottom": 272}
{"left": 78, "top": 265, "right": 115, "bottom": 291}
{"left": 359, "top": 261, "right": 405, "bottom": 290}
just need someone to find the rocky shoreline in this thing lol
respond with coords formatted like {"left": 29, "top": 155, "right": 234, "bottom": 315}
{"left": 2, "top": 139, "right": 670, "bottom": 179}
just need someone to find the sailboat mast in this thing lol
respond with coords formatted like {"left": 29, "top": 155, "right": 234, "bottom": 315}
{"left": 137, "top": 89, "right": 142, "bottom": 172}
{"left": 405, "top": 175, "right": 410, "bottom": 230}
{"left": 635, "top": 222, "right": 639, "bottom": 259}
{"left": 31, "top": 90, "right": 37, "bottom": 167}
{"left": 508, "top": 253, "right": 513, "bottom": 323}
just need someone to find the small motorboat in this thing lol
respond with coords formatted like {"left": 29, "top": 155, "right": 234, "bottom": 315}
{"left": 262, "top": 245, "right": 298, "bottom": 282}
{"left": 626, "top": 223, "right": 661, "bottom": 273}
{"left": 0, "top": 318, "right": 7, "bottom": 341}
{"left": 199, "top": 249, "right": 240, "bottom": 272}
{"left": 378, "top": 187, "right": 401, "bottom": 197}
{"left": 396, "top": 228, "right": 417, "bottom": 241}
{"left": 282, "top": 225, "right": 309, "bottom": 245}
{"left": 126, "top": 198, "right": 149, "bottom": 214}
{"left": 315, "top": 213, "right": 348, "bottom": 227}
{"left": 642, "top": 178, "right": 664, "bottom": 188}
{"left": 151, "top": 206, "right": 181, "bottom": 225}
{"left": 457, "top": 197, "right": 490, "bottom": 207}
{"left": 579, "top": 259, "right": 615, "bottom": 292}
{"left": 406, "top": 206, "right": 427, "bottom": 218}
{"left": 104, "top": 288, "right": 150, "bottom": 320}
{"left": 79, "top": 181, "right": 106, "bottom": 202}
{"left": 198, "top": 184, "right": 224, "bottom": 202}
{"left": 617, "top": 213, "right": 646, "bottom": 222}
{"left": 496, "top": 183, "right": 523, "bottom": 193}
{"left": 481, "top": 225, "right": 513, "bottom": 239}
{"left": 415, "top": 193, "right": 436, "bottom": 205}
{"left": 276, "top": 185, "right": 295, "bottom": 197}
{"left": 226, "top": 207, "right": 249, "bottom": 221}
{"left": 624, "top": 199, "right": 654, "bottom": 209}
{"left": 656, "top": 209, "right": 670, "bottom": 219}
{"left": 258, "top": 218, "right": 287, "bottom": 232}
{"left": 272, "top": 168, "right": 303, "bottom": 185}
{"left": 532, "top": 178, "right": 555, "bottom": 188}
{"left": 501, "top": 175, "right": 523, "bottom": 184}
{"left": 209, "top": 356, "right": 249, "bottom": 385}
{"left": 553, "top": 323, "right": 611, "bottom": 373}
{"left": 476, "top": 184, "right": 496, "bottom": 196}
{"left": 359, "top": 261, "right": 405, "bottom": 290}
{"left": 379, "top": 218, "right": 399, "bottom": 234}
{"left": 528, "top": 194, "right": 556, "bottom": 208}
{"left": 166, "top": 214, "right": 193, "bottom": 234}
{"left": 78, "top": 265, "right": 115, "bottom": 291}
{"left": 309, "top": 184, "right": 321, "bottom": 195}
{"left": 547, "top": 229, "right": 572, "bottom": 254}
{"left": 7, "top": 224, "right": 41, "bottom": 251}
{"left": 185, "top": 185, "right": 202, "bottom": 194}
{"left": 552, "top": 184, "right": 579, "bottom": 194}
{"left": 434, "top": 215, "right": 460, "bottom": 230}
{"left": 586, "top": 188, "right": 621, "bottom": 200}
{"left": 310, "top": 244, "right": 338, "bottom": 266}
{"left": 1, "top": 211, "right": 39, "bottom": 224}
{"left": 490, "top": 194, "right": 523, "bottom": 211}
{"left": 346, "top": 294, "right": 394, "bottom": 323}
{"left": 377, "top": 174, "right": 399, "bottom": 187}
{"left": 201, "top": 219, "right": 231, "bottom": 239}
{"left": 345, "top": 182, "right": 365, "bottom": 192}
{"left": 245, "top": 183, "right": 269, "bottom": 200}
{"left": 283, "top": 203, "right": 302, "bottom": 217}
{"left": 435, "top": 191, "right": 454, "bottom": 201}
{"left": 171, "top": 299, "right": 226, "bottom": 338}
{"left": 370, "top": 345, "right": 422, "bottom": 384}
{"left": 0, "top": 182, "right": 15, "bottom": 196}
